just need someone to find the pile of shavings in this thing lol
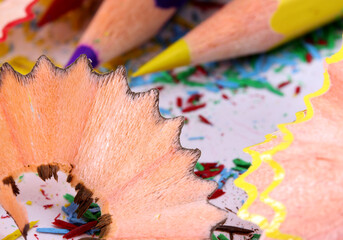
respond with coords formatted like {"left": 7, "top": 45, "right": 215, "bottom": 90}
{"left": 35, "top": 193, "right": 103, "bottom": 239}
{"left": 26, "top": 158, "right": 252, "bottom": 240}
{"left": 194, "top": 158, "right": 261, "bottom": 240}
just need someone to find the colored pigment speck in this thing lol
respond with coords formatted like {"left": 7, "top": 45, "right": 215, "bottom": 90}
{"left": 217, "top": 233, "right": 230, "bottom": 240}
{"left": 26, "top": 200, "right": 32, "bottom": 205}
{"left": 37, "top": 228, "right": 69, "bottom": 234}
{"left": 277, "top": 80, "right": 291, "bottom": 89}
{"left": 176, "top": 97, "right": 183, "bottom": 107}
{"left": 43, "top": 204, "right": 53, "bottom": 209}
{"left": 294, "top": 85, "right": 301, "bottom": 96}
{"left": 182, "top": 103, "right": 206, "bottom": 113}
{"left": 274, "top": 64, "right": 285, "bottom": 72}
{"left": 189, "top": 136, "right": 205, "bottom": 141}
{"left": 211, "top": 233, "right": 218, "bottom": 240}
{"left": 208, "top": 189, "right": 225, "bottom": 200}
{"left": 195, "top": 162, "right": 205, "bottom": 171}
{"left": 159, "top": 107, "right": 171, "bottom": 116}
{"left": 233, "top": 158, "right": 251, "bottom": 169}
{"left": 199, "top": 115, "right": 213, "bottom": 125}
{"left": 40, "top": 189, "right": 51, "bottom": 200}
{"left": 251, "top": 234, "right": 261, "bottom": 239}
{"left": 187, "top": 93, "right": 203, "bottom": 103}
{"left": 222, "top": 94, "right": 229, "bottom": 100}
{"left": 305, "top": 52, "right": 313, "bottom": 62}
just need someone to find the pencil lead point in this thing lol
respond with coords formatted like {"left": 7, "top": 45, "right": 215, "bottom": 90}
{"left": 66, "top": 45, "right": 99, "bottom": 68}
{"left": 132, "top": 39, "right": 191, "bottom": 77}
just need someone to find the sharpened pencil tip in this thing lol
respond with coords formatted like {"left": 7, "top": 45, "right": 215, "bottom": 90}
{"left": 66, "top": 45, "right": 99, "bottom": 68}
{"left": 132, "top": 39, "right": 191, "bottom": 76}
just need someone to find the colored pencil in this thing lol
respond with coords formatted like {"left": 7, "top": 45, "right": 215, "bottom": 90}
{"left": 133, "top": 0, "right": 343, "bottom": 76}
{"left": 66, "top": 0, "right": 187, "bottom": 67}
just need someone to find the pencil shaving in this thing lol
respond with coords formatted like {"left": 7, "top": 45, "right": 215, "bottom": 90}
{"left": 0, "top": 55, "right": 226, "bottom": 239}
{"left": 236, "top": 44, "right": 343, "bottom": 239}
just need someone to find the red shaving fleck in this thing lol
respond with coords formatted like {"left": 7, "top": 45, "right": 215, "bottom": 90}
{"left": 182, "top": 103, "right": 206, "bottom": 113}
{"left": 52, "top": 219, "right": 77, "bottom": 230}
{"left": 305, "top": 53, "right": 312, "bottom": 63}
{"left": 198, "top": 115, "right": 213, "bottom": 125}
{"left": 277, "top": 80, "right": 291, "bottom": 89}
{"left": 170, "top": 73, "right": 180, "bottom": 83}
{"left": 184, "top": 117, "right": 189, "bottom": 124}
{"left": 187, "top": 93, "right": 203, "bottom": 104}
{"left": 294, "top": 86, "right": 301, "bottom": 96}
{"left": 222, "top": 94, "right": 229, "bottom": 100}
{"left": 155, "top": 86, "right": 164, "bottom": 91}
{"left": 195, "top": 165, "right": 224, "bottom": 178}
{"left": 217, "top": 84, "right": 224, "bottom": 90}
{"left": 1, "top": 215, "right": 10, "bottom": 219}
{"left": 317, "top": 39, "right": 327, "bottom": 45}
{"left": 195, "top": 65, "right": 207, "bottom": 75}
{"left": 176, "top": 97, "right": 183, "bottom": 108}
{"left": 34, "top": 234, "right": 39, "bottom": 240}
{"left": 201, "top": 163, "right": 218, "bottom": 170}
{"left": 63, "top": 221, "right": 98, "bottom": 239}
{"left": 208, "top": 189, "right": 226, "bottom": 200}
{"left": 54, "top": 213, "right": 61, "bottom": 221}
{"left": 43, "top": 204, "right": 53, "bottom": 209}
{"left": 40, "top": 189, "right": 51, "bottom": 200}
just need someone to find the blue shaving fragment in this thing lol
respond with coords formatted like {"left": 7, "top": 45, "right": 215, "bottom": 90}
{"left": 37, "top": 228, "right": 69, "bottom": 234}
{"left": 215, "top": 80, "right": 240, "bottom": 89}
{"left": 159, "top": 107, "right": 171, "bottom": 115}
{"left": 303, "top": 41, "right": 321, "bottom": 59}
{"left": 205, "top": 83, "right": 220, "bottom": 92}
{"left": 187, "top": 90, "right": 199, "bottom": 95}
{"left": 62, "top": 202, "right": 78, "bottom": 216}
{"left": 88, "top": 207, "right": 101, "bottom": 213}
{"left": 67, "top": 212, "right": 87, "bottom": 225}
{"left": 188, "top": 136, "right": 204, "bottom": 141}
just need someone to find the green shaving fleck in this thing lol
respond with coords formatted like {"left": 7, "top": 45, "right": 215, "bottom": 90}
{"left": 251, "top": 234, "right": 261, "bottom": 240}
{"left": 232, "top": 166, "right": 248, "bottom": 172}
{"left": 83, "top": 210, "right": 98, "bottom": 221}
{"left": 217, "top": 234, "right": 230, "bottom": 240}
{"left": 274, "top": 64, "right": 285, "bottom": 73}
{"left": 233, "top": 158, "right": 252, "bottom": 169}
{"left": 195, "top": 162, "right": 205, "bottom": 171}
{"left": 176, "top": 67, "right": 196, "bottom": 79}
{"left": 211, "top": 234, "right": 218, "bottom": 240}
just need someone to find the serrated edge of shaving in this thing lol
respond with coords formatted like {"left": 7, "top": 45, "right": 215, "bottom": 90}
{"left": 235, "top": 38, "right": 343, "bottom": 239}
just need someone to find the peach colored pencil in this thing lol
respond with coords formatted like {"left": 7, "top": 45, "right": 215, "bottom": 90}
{"left": 67, "top": 0, "right": 186, "bottom": 67}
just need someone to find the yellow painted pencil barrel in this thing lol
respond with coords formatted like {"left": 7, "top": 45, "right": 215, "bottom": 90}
{"left": 133, "top": 0, "right": 343, "bottom": 76}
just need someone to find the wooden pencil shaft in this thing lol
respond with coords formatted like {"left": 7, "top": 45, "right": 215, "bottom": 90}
{"left": 80, "top": 0, "right": 176, "bottom": 63}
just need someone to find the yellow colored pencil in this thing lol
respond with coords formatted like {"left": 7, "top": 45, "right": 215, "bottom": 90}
{"left": 133, "top": 0, "right": 343, "bottom": 76}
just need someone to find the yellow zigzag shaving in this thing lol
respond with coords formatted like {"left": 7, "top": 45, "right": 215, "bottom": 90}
{"left": 235, "top": 42, "right": 343, "bottom": 239}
